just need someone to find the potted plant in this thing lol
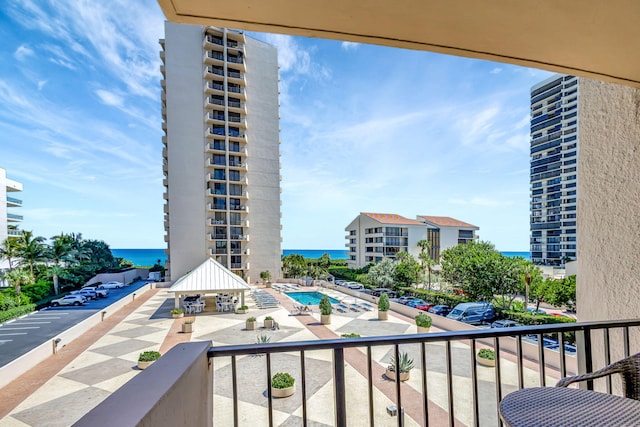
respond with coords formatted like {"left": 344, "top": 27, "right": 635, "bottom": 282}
{"left": 138, "top": 351, "right": 161, "bottom": 370}
{"left": 170, "top": 308, "right": 184, "bottom": 319}
{"left": 415, "top": 313, "right": 432, "bottom": 333}
{"left": 319, "top": 295, "right": 332, "bottom": 325}
{"left": 260, "top": 271, "right": 272, "bottom": 288}
{"left": 378, "top": 293, "right": 390, "bottom": 320}
{"left": 182, "top": 320, "right": 194, "bottom": 333}
{"left": 236, "top": 305, "right": 249, "bottom": 314}
{"left": 271, "top": 372, "right": 296, "bottom": 398}
{"left": 341, "top": 333, "right": 361, "bottom": 338}
{"left": 385, "top": 351, "right": 414, "bottom": 381}
{"left": 246, "top": 317, "right": 257, "bottom": 330}
{"left": 264, "top": 316, "right": 275, "bottom": 329}
{"left": 476, "top": 348, "right": 496, "bottom": 367}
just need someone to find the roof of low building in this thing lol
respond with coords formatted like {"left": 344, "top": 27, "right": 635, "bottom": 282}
{"left": 169, "top": 258, "right": 250, "bottom": 293}
{"left": 417, "top": 215, "right": 479, "bottom": 229}
{"left": 363, "top": 212, "right": 425, "bottom": 226}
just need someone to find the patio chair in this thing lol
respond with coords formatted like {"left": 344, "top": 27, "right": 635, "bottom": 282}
{"left": 556, "top": 352, "right": 640, "bottom": 400}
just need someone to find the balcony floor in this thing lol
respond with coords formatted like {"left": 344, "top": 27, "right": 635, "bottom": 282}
{"left": 1, "top": 285, "right": 565, "bottom": 427}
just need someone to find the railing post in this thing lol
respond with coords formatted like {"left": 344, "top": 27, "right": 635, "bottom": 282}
{"left": 334, "top": 348, "right": 347, "bottom": 426}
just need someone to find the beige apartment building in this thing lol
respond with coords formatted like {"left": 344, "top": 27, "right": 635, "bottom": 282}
{"left": 345, "top": 212, "right": 478, "bottom": 268}
{"left": 160, "top": 23, "right": 282, "bottom": 283}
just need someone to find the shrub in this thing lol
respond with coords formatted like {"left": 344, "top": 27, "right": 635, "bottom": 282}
{"left": 397, "top": 287, "right": 467, "bottom": 307}
{"left": 265, "top": 316, "right": 274, "bottom": 321}
{"left": 183, "top": 320, "right": 194, "bottom": 325}
{"left": 138, "top": 351, "right": 161, "bottom": 362}
{"left": 170, "top": 308, "right": 183, "bottom": 315}
{"left": 238, "top": 305, "right": 249, "bottom": 310}
{"left": 21, "top": 280, "right": 53, "bottom": 304}
{"left": 477, "top": 349, "right": 495, "bottom": 360}
{"left": 341, "top": 333, "right": 361, "bottom": 338}
{"left": 415, "top": 313, "right": 432, "bottom": 328}
{"left": 388, "top": 352, "right": 414, "bottom": 373}
{"left": 378, "top": 293, "right": 390, "bottom": 311}
{"left": 247, "top": 317, "right": 257, "bottom": 322}
{"left": 271, "top": 372, "right": 295, "bottom": 389}
{"left": 0, "top": 304, "right": 36, "bottom": 323}
{"left": 319, "top": 295, "right": 332, "bottom": 315}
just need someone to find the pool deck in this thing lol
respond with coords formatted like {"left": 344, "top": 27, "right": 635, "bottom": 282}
{"left": 0, "top": 283, "right": 551, "bottom": 426}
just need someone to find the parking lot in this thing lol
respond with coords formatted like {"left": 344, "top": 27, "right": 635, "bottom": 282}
{"left": 0, "top": 280, "right": 152, "bottom": 368}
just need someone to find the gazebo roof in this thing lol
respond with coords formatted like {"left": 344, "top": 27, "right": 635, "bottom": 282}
{"left": 169, "top": 258, "right": 251, "bottom": 293}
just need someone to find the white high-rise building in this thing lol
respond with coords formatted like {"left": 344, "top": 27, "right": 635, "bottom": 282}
{"left": 0, "top": 167, "right": 23, "bottom": 270}
{"left": 161, "top": 23, "right": 282, "bottom": 282}
{"left": 529, "top": 74, "right": 578, "bottom": 266}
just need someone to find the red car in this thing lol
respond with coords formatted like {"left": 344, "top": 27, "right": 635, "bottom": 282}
{"left": 406, "top": 299, "right": 435, "bottom": 311}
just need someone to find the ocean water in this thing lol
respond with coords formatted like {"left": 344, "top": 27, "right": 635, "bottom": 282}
{"left": 113, "top": 248, "right": 530, "bottom": 266}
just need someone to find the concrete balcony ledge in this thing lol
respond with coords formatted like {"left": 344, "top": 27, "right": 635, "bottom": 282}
{"left": 75, "top": 341, "right": 213, "bottom": 427}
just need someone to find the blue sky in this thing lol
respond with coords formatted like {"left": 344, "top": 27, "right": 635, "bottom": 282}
{"left": 0, "top": 1, "right": 553, "bottom": 251}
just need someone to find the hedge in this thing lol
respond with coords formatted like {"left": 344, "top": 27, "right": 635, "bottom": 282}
{"left": 0, "top": 304, "right": 36, "bottom": 324}
{"left": 397, "top": 287, "right": 468, "bottom": 307}
{"left": 498, "top": 309, "right": 576, "bottom": 326}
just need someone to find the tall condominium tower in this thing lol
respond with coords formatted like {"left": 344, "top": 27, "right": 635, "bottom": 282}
{"left": 529, "top": 74, "right": 578, "bottom": 266}
{"left": 0, "top": 167, "right": 23, "bottom": 270}
{"left": 160, "top": 22, "right": 282, "bottom": 282}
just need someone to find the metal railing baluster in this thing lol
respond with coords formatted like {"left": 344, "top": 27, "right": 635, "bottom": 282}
{"left": 446, "top": 341, "right": 454, "bottom": 427}
{"left": 334, "top": 348, "right": 347, "bottom": 427}
{"left": 301, "top": 350, "right": 307, "bottom": 427}
{"left": 470, "top": 339, "right": 479, "bottom": 427}
{"left": 231, "top": 355, "right": 238, "bottom": 427}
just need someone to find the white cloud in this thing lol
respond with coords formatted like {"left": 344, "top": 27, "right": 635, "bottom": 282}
{"left": 490, "top": 67, "right": 502, "bottom": 74}
{"left": 95, "top": 89, "right": 124, "bottom": 107}
{"left": 14, "top": 44, "right": 34, "bottom": 61}
{"left": 37, "top": 80, "right": 47, "bottom": 90}
{"left": 341, "top": 41, "right": 360, "bottom": 51}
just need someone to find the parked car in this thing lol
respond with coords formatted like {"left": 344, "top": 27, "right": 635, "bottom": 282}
{"left": 99, "top": 281, "right": 125, "bottom": 289}
{"left": 491, "top": 319, "right": 523, "bottom": 328}
{"left": 527, "top": 307, "right": 546, "bottom": 315}
{"left": 334, "top": 280, "right": 346, "bottom": 286}
{"left": 81, "top": 286, "right": 109, "bottom": 298}
{"left": 447, "top": 302, "right": 496, "bottom": 325}
{"left": 393, "top": 296, "right": 419, "bottom": 305}
{"left": 371, "top": 288, "right": 398, "bottom": 298}
{"left": 70, "top": 289, "right": 98, "bottom": 300}
{"left": 346, "top": 282, "right": 365, "bottom": 290}
{"left": 50, "top": 295, "right": 85, "bottom": 307}
{"left": 428, "top": 305, "right": 451, "bottom": 316}
{"left": 406, "top": 299, "right": 434, "bottom": 311}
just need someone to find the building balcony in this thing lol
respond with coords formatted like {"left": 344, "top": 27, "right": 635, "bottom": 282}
{"left": 227, "top": 115, "right": 247, "bottom": 128}
{"left": 227, "top": 100, "right": 246, "bottom": 114}
{"left": 7, "top": 229, "right": 22, "bottom": 237}
{"left": 78, "top": 319, "right": 640, "bottom": 426}
{"left": 205, "top": 96, "right": 225, "bottom": 109}
{"left": 204, "top": 67, "right": 225, "bottom": 79}
{"left": 208, "top": 203, "right": 227, "bottom": 211}
{"left": 204, "top": 51, "right": 224, "bottom": 65}
{"left": 209, "top": 218, "right": 226, "bottom": 226}
{"left": 226, "top": 55, "right": 245, "bottom": 71}
{"left": 7, "top": 213, "right": 23, "bottom": 222}
{"left": 162, "top": 135, "right": 167, "bottom": 146}
{"left": 205, "top": 81, "right": 225, "bottom": 95}
{"left": 6, "top": 196, "right": 22, "bottom": 207}
{"left": 209, "top": 188, "right": 227, "bottom": 196}
{"left": 206, "top": 112, "right": 226, "bottom": 124}
{"left": 229, "top": 205, "right": 248, "bottom": 212}
{"left": 226, "top": 70, "right": 245, "bottom": 85}
{"left": 208, "top": 233, "right": 227, "bottom": 240}
{"left": 230, "top": 234, "right": 248, "bottom": 241}
{"left": 226, "top": 84, "right": 246, "bottom": 99}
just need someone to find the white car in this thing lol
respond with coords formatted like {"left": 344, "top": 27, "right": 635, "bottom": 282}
{"left": 51, "top": 295, "right": 85, "bottom": 307}
{"left": 81, "top": 286, "right": 109, "bottom": 298}
{"left": 99, "top": 281, "right": 125, "bottom": 289}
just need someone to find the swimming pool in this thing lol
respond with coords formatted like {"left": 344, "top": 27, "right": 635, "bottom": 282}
{"left": 285, "top": 291, "right": 339, "bottom": 305}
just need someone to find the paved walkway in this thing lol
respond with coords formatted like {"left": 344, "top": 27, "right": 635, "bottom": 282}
{"left": 0, "top": 284, "right": 560, "bottom": 426}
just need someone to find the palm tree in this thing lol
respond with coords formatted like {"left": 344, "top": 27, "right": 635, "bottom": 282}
{"left": 4, "top": 268, "right": 33, "bottom": 297}
{"left": 0, "top": 238, "right": 21, "bottom": 270}
{"left": 48, "top": 265, "right": 66, "bottom": 295}
{"left": 17, "top": 231, "right": 47, "bottom": 276}
{"left": 417, "top": 239, "right": 436, "bottom": 290}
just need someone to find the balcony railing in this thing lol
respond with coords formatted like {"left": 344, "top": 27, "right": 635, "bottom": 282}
{"left": 7, "top": 229, "right": 22, "bottom": 236}
{"left": 6, "top": 196, "right": 22, "bottom": 205}
{"left": 78, "top": 319, "right": 640, "bottom": 427}
{"left": 7, "top": 213, "right": 23, "bottom": 221}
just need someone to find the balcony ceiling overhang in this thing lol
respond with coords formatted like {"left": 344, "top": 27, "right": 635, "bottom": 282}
{"left": 158, "top": 0, "right": 640, "bottom": 87}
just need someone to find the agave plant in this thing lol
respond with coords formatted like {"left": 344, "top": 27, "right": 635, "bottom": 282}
{"left": 256, "top": 334, "right": 271, "bottom": 344}
{"left": 387, "top": 351, "right": 414, "bottom": 373}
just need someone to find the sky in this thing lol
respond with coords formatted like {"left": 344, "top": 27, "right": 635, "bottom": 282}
{"left": 0, "top": 0, "right": 554, "bottom": 251}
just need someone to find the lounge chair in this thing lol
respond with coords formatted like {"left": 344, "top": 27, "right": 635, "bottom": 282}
{"left": 292, "top": 305, "right": 313, "bottom": 315}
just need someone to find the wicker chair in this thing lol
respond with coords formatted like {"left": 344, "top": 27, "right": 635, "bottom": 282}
{"left": 556, "top": 352, "right": 640, "bottom": 400}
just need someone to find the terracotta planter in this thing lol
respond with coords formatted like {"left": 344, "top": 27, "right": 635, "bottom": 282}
{"left": 182, "top": 323, "right": 193, "bottom": 333}
{"left": 236, "top": 309, "right": 247, "bottom": 314}
{"left": 417, "top": 326, "right": 431, "bottom": 334}
{"left": 137, "top": 360, "right": 154, "bottom": 370}
{"left": 246, "top": 320, "right": 257, "bottom": 330}
{"left": 378, "top": 311, "right": 389, "bottom": 321}
{"left": 385, "top": 369, "right": 410, "bottom": 382}
{"left": 172, "top": 312, "right": 184, "bottom": 319}
{"left": 271, "top": 384, "right": 296, "bottom": 398}
{"left": 476, "top": 355, "right": 496, "bottom": 367}
{"left": 321, "top": 314, "right": 331, "bottom": 325}
{"left": 266, "top": 282, "right": 272, "bottom": 288}
{"left": 264, "top": 319, "right": 274, "bottom": 329}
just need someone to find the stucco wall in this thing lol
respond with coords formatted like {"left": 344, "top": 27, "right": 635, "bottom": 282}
{"left": 578, "top": 79, "right": 640, "bottom": 380}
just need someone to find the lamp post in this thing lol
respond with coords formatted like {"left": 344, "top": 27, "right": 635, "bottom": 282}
{"left": 524, "top": 274, "right": 531, "bottom": 310}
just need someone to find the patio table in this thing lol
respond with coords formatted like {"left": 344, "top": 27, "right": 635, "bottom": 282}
{"left": 499, "top": 386, "right": 640, "bottom": 427}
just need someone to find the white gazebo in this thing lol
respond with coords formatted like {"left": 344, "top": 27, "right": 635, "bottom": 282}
{"left": 168, "top": 258, "right": 251, "bottom": 309}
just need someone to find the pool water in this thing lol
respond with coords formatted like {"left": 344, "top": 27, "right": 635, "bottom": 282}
{"left": 285, "top": 291, "right": 339, "bottom": 305}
